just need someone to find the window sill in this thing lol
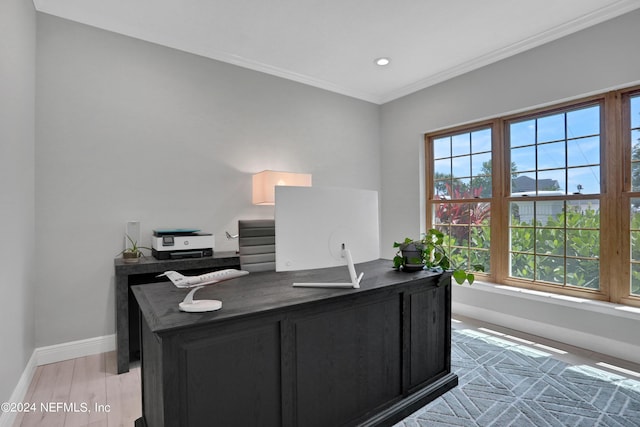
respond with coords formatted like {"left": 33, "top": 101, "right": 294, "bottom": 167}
{"left": 457, "top": 279, "right": 640, "bottom": 321}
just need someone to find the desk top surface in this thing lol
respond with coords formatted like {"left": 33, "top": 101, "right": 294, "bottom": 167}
{"left": 132, "top": 259, "right": 445, "bottom": 334}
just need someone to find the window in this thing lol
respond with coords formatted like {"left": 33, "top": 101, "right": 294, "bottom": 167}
{"left": 628, "top": 93, "right": 640, "bottom": 297}
{"left": 425, "top": 87, "right": 640, "bottom": 307}
{"left": 508, "top": 104, "right": 601, "bottom": 290}
{"left": 428, "top": 126, "right": 492, "bottom": 275}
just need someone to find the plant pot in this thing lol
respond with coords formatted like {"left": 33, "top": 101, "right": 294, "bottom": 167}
{"left": 122, "top": 252, "right": 141, "bottom": 263}
{"left": 400, "top": 242, "right": 425, "bottom": 271}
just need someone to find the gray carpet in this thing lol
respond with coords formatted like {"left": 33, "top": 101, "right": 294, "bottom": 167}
{"left": 396, "top": 328, "right": 640, "bottom": 427}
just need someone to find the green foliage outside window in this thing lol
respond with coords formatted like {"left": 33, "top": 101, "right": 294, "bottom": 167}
{"left": 434, "top": 200, "right": 491, "bottom": 276}
{"left": 510, "top": 203, "right": 600, "bottom": 289}
{"left": 629, "top": 204, "right": 640, "bottom": 295}
{"left": 437, "top": 225, "right": 491, "bottom": 275}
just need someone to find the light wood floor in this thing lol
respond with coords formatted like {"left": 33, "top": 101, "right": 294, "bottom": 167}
{"left": 12, "top": 351, "right": 140, "bottom": 427}
{"left": 11, "top": 318, "right": 640, "bottom": 426}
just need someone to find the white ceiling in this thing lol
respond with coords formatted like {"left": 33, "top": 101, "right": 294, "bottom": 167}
{"left": 33, "top": 0, "right": 640, "bottom": 104}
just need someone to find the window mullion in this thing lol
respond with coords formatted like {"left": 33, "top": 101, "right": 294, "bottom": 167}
{"left": 603, "top": 91, "right": 623, "bottom": 303}
{"left": 493, "top": 118, "right": 508, "bottom": 283}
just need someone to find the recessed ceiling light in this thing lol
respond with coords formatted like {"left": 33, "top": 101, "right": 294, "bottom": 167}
{"left": 375, "top": 57, "right": 390, "bottom": 66}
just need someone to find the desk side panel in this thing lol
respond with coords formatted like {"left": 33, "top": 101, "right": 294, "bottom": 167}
{"left": 178, "top": 321, "right": 282, "bottom": 427}
{"left": 140, "top": 316, "right": 164, "bottom": 427}
{"left": 293, "top": 295, "right": 402, "bottom": 427}
{"left": 409, "top": 284, "right": 450, "bottom": 389}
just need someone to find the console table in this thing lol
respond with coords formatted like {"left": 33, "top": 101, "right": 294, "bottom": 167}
{"left": 114, "top": 252, "right": 240, "bottom": 374}
{"left": 132, "top": 259, "right": 457, "bottom": 427}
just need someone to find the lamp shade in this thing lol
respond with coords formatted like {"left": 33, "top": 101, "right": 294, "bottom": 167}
{"left": 252, "top": 170, "right": 312, "bottom": 205}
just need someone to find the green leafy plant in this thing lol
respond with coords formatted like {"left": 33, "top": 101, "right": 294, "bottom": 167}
{"left": 119, "top": 235, "right": 151, "bottom": 261}
{"left": 393, "top": 229, "right": 484, "bottom": 285}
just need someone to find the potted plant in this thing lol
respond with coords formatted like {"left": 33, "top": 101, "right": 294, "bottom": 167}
{"left": 120, "top": 235, "right": 151, "bottom": 263}
{"left": 393, "top": 229, "right": 484, "bottom": 285}
{"left": 393, "top": 238, "right": 426, "bottom": 272}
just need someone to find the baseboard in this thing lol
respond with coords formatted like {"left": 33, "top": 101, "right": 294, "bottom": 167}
{"left": 0, "top": 352, "right": 37, "bottom": 427}
{"left": 453, "top": 302, "right": 640, "bottom": 365}
{"left": 0, "top": 334, "right": 116, "bottom": 427}
{"left": 35, "top": 334, "right": 115, "bottom": 366}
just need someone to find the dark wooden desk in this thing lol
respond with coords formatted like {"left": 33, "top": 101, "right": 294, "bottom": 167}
{"left": 114, "top": 252, "right": 240, "bottom": 374}
{"left": 133, "top": 259, "right": 457, "bottom": 427}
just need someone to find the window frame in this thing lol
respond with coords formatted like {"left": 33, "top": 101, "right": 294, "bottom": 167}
{"left": 426, "top": 122, "right": 497, "bottom": 275}
{"left": 424, "top": 87, "right": 640, "bottom": 307}
{"left": 621, "top": 87, "right": 640, "bottom": 305}
{"left": 501, "top": 97, "right": 608, "bottom": 298}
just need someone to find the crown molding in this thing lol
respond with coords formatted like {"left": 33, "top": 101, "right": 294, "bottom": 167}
{"left": 33, "top": 0, "right": 640, "bottom": 106}
{"left": 33, "top": 0, "right": 382, "bottom": 104}
{"left": 181, "top": 48, "right": 383, "bottom": 104}
{"left": 378, "top": 0, "right": 640, "bottom": 104}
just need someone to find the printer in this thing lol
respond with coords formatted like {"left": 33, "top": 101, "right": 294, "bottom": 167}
{"left": 152, "top": 229, "right": 214, "bottom": 260}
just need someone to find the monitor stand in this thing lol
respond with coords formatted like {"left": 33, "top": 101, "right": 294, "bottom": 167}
{"left": 293, "top": 245, "right": 363, "bottom": 289}
{"left": 178, "top": 286, "right": 223, "bottom": 312}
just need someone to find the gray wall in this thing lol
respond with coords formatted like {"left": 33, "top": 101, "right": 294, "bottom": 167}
{"left": 0, "top": 0, "right": 36, "bottom": 402}
{"left": 379, "top": 10, "right": 640, "bottom": 360}
{"left": 380, "top": 9, "right": 640, "bottom": 257}
{"left": 35, "top": 14, "right": 381, "bottom": 347}
{"left": 5, "top": 4, "right": 639, "bottom": 398}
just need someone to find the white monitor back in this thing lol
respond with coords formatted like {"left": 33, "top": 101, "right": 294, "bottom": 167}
{"left": 275, "top": 186, "right": 380, "bottom": 271}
